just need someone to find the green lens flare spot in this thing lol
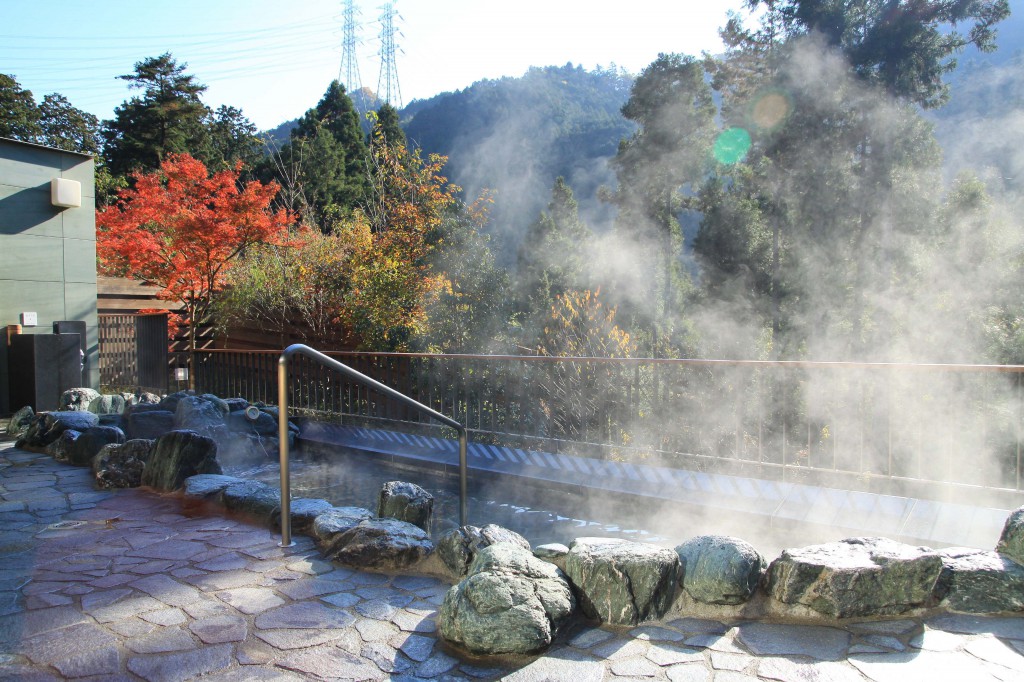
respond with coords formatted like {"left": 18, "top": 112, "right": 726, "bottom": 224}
{"left": 713, "top": 128, "right": 752, "bottom": 165}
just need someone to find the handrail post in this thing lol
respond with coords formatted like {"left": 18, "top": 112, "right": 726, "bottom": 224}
{"left": 278, "top": 352, "right": 294, "bottom": 547}
{"left": 458, "top": 428, "right": 468, "bottom": 527}
{"left": 276, "top": 343, "right": 470, "bottom": 546}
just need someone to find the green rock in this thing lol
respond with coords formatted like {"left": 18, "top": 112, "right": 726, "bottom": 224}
{"left": 565, "top": 537, "right": 681, "bottom": 625}
{"left": 440, "top": 543, "right": 574, "bottom": 655}
{"left": 676, "top": 535, "right": 765, "bottom": 605}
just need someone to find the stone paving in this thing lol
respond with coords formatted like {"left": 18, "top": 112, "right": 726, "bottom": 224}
{"left": 2, "top": 439, "right": 1024, "bottom": 681}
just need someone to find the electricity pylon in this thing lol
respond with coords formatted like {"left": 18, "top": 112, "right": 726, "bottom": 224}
{"left": 338, "top": 0, "right": 362, "bottom": 94}
{"left": 376, "top": 1, "right": 402, "bottom": 109}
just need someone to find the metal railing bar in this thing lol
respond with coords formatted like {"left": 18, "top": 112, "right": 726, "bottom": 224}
{"left": 277, "top": 343, "right": 469, "bottom": 547}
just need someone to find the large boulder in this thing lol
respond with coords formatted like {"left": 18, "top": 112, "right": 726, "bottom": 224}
{"left": 439, "top": 543, "right": 575, "bottom": 655}
{"left": 20, "top": 411, "right": 99, "bottom": 448}
{"left": 174, "top": 396, "right": 228, "bottom": 440}
{"left": 766, "top": 537, "right": 943, "bottom": 618}
{"left": 125, "top": 408, "right": 175, "bottom": 440}
{"left": 312, "top": 507, "right": 375, "bottom": 542}
{"left": 934, "top": 547, "right": 1024, "bottom": 613}
{"left": 59, "top": 388, "right": 101, "bottom": 412}
{"left": 377, "top": 480, "right": 434, "bottom": 531}
{"left": 92, "top": 439, "right": 154, "bottom": 489}
{"left": 221, "top": 480, "right": 281, "bottom": 522}
{"left": 271, "top": 498, "right": 335, "bottom": 536}
{"left": 66, "top": 426, "right": 126, "bottom": 467}
{"left": 5, "top": 406, "right": 34, "bottom": 438}
{"left": 88, "top": 394, "right": 127, "bottom": 415}
{"left": 46, "top": 429, "right": 82, "bottom": 462}
{"left": 318, "top": 517, "right": 433, "bottom": 571}
{"left": 226, "top": 410, "right": 277, "bottom": 436}
{"left": 564, "top": 537, "right": 682, "bottom": 625}
{"left": 158, "top": 390, "right": 194, "bottom": 414}
{"left": 996, "top": 505, "right": 1024, "bottom": 567}
{"left": 141, "top": 430, "right": 221, "bottom": 492}
{"left": 676, "top": 535, "right": 766, "bottom": 605}
{"left": 438, "top": 524, "right": 532, "bottom": 579}
{"left": 182, "top": 473, "right": 246, "bottom": 501}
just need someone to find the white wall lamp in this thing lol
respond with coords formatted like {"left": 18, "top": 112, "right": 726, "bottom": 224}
{"left": 51, "top": 178, "right": 82, "bottom": 208}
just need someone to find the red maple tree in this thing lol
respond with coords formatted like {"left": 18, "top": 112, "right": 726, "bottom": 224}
{"left": 97, "top": 153, "right": 293, "bottom": 375}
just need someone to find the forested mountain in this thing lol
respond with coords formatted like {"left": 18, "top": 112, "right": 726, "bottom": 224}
{"left": 930, "top": 8, "right": 1024, "bottom": 196}
{"left": 261, "top": 64, "right": 636, "bottom": 261}
{"left": 401, "top": 63, "right": 635, "bottom": 260}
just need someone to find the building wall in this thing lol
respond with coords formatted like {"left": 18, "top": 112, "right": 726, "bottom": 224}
{"left": 0, "top": 138, "right": 97, "bottom": 414}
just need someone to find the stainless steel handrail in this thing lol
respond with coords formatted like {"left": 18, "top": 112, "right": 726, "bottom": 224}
{"left": 277, "top": 343, "right": 469, "bottom": 547}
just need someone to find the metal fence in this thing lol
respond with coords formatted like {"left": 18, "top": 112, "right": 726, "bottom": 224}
{"left": 193, "top": 349, "right": 1024, "bottom": 504}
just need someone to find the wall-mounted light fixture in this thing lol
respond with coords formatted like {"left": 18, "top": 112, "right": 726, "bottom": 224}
{"left": 51, "top": 178, "right": 81, "bottom": 208}
{"left": 174, "top": 367, "right": 189, "bottom": 382}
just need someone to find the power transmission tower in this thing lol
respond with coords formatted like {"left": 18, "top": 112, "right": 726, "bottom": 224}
{"left": 376, "top": 1, "right": 402, "bottom": 109}
{"left": 338, "top": 0, "right": 362, "bottom": 94}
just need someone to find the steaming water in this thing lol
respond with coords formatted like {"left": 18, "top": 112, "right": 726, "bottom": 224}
{"left": 226, "top": 448, "right": 829, "bottom": 557}
{"left": 231, "top": 453, "right": 672, "bottom": 548}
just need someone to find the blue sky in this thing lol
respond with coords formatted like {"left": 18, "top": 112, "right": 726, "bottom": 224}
{"left": 0, "top": 0, "right": 745, "bottom": 130}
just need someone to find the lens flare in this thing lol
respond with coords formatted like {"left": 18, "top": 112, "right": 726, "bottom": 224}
{"left": 713, "top": 128, "right": 752, "bottom": 165}
{"left": 751, "top": 92, "right": 790, "bottom": 131}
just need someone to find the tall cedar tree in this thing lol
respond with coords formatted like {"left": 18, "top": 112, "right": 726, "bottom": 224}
{"left": 291, "top": 81, "right": 370, "bottom": 212}
{"left": 517, "top": 178, "right": 593, "bottom": 331}
{"left": 96, "top": 154, "right": 292, "bottom": 379}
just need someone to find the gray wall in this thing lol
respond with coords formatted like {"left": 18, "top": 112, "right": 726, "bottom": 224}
{"left": 0, "top": 138, "right": 97, "bottom": 414}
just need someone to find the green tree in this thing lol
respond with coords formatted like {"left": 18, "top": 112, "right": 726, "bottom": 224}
{"left": 202, "top": 105, "right": 261, "bottom": 171}
{"left": 517, "top": 178, "right": 593, "bottom": 329}
{"left": 101, "top": 53, "right": 209, "bottom": 176}
{"left": 261, "top": 81, "right": 370, "bottom": 226}
{"left": 38, "top": 93, "right": 100, "bottom": 154}
{"left": 367, "top": 102, "right": 406, "bottom": 149}
{"left": 607, "top": 53, "right": 716, "bottom": 354}
{"left": 422, "top": 193, "right": 511, "bottom": 354}
{"left": 0, "top": 73, "right": 42, "bottom": 140}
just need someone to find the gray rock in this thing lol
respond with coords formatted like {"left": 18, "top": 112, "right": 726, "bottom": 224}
{"left": 21, "top": 410, "right": 99, "bottom": 448}
{"left": 996, "top": 505, "right": 1024, "bottom": 567}
{"left": 59, "top": 387, "right": 101, "bottom": 412}
{"left": 182, "top": 474, "right": 246, "bottom": 500}
{"left": 271, "top": 498, "right": 335, "bottom": 536}
{"left": 221, "top": 480, "right": 281, "bottom": 522}
{"left": 126, "top": 409, "right": 175, "bottom": 440}
{"left": 175, "top": 396, "right": 228, "bottom": 440}
{"left": 223, "top": 398, "right": 249, "bottom": 413}
{"left": 141, "top": 430, "right": 222, "bottom": 492}
{"left": 46, "top": 428, "right": 82, "bottom": 461}
{"left": 88, "top": 394, "right": 126, "bottom": 415}
{"left": 311, "top": 507, "right": 374, "bottom": 542}
{"left": 199, "top": 394, "right": 230, "bottom": 415}
{"left": 676, "top": 535, "right": 765, "bottom": 605}
{"left": 67, "top": 426, "right": 126, "bottom": 467}
{"left": 92, "top": 439, "right": 154, "bottom": 489}
{"left": 159, "top": 390, "right": 194, "bottom": 413}
{"left": 6, "top": 405, "right": 34, "bottom": 438}
{"left": 378, "top": 480, "right": 434, "bottom": 531}
{"left": 438, "top": 524, "right": 532, "bottom": 578}
{"left": 226, "top": 410, "right": 277, "bottom": 436}
{"left": 319, "top": 517, "right": 433, "bottom": 570}
{"left": 935, "top": 547, "right": 1024, "bottom": 613}
{"left": 534, "top": 543, "right": 570, "bottom": 559}
{"left": 766, "top": 537, "right": 943, "bottom": 618}
{"left": 565, "top": 537, "right": 682, "bottom": 625}
{"left": 439, "top": 543, "right": 575, "bottom": 655}
{"left": 137, "top": 392, "right": 161, "bottom": 404}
